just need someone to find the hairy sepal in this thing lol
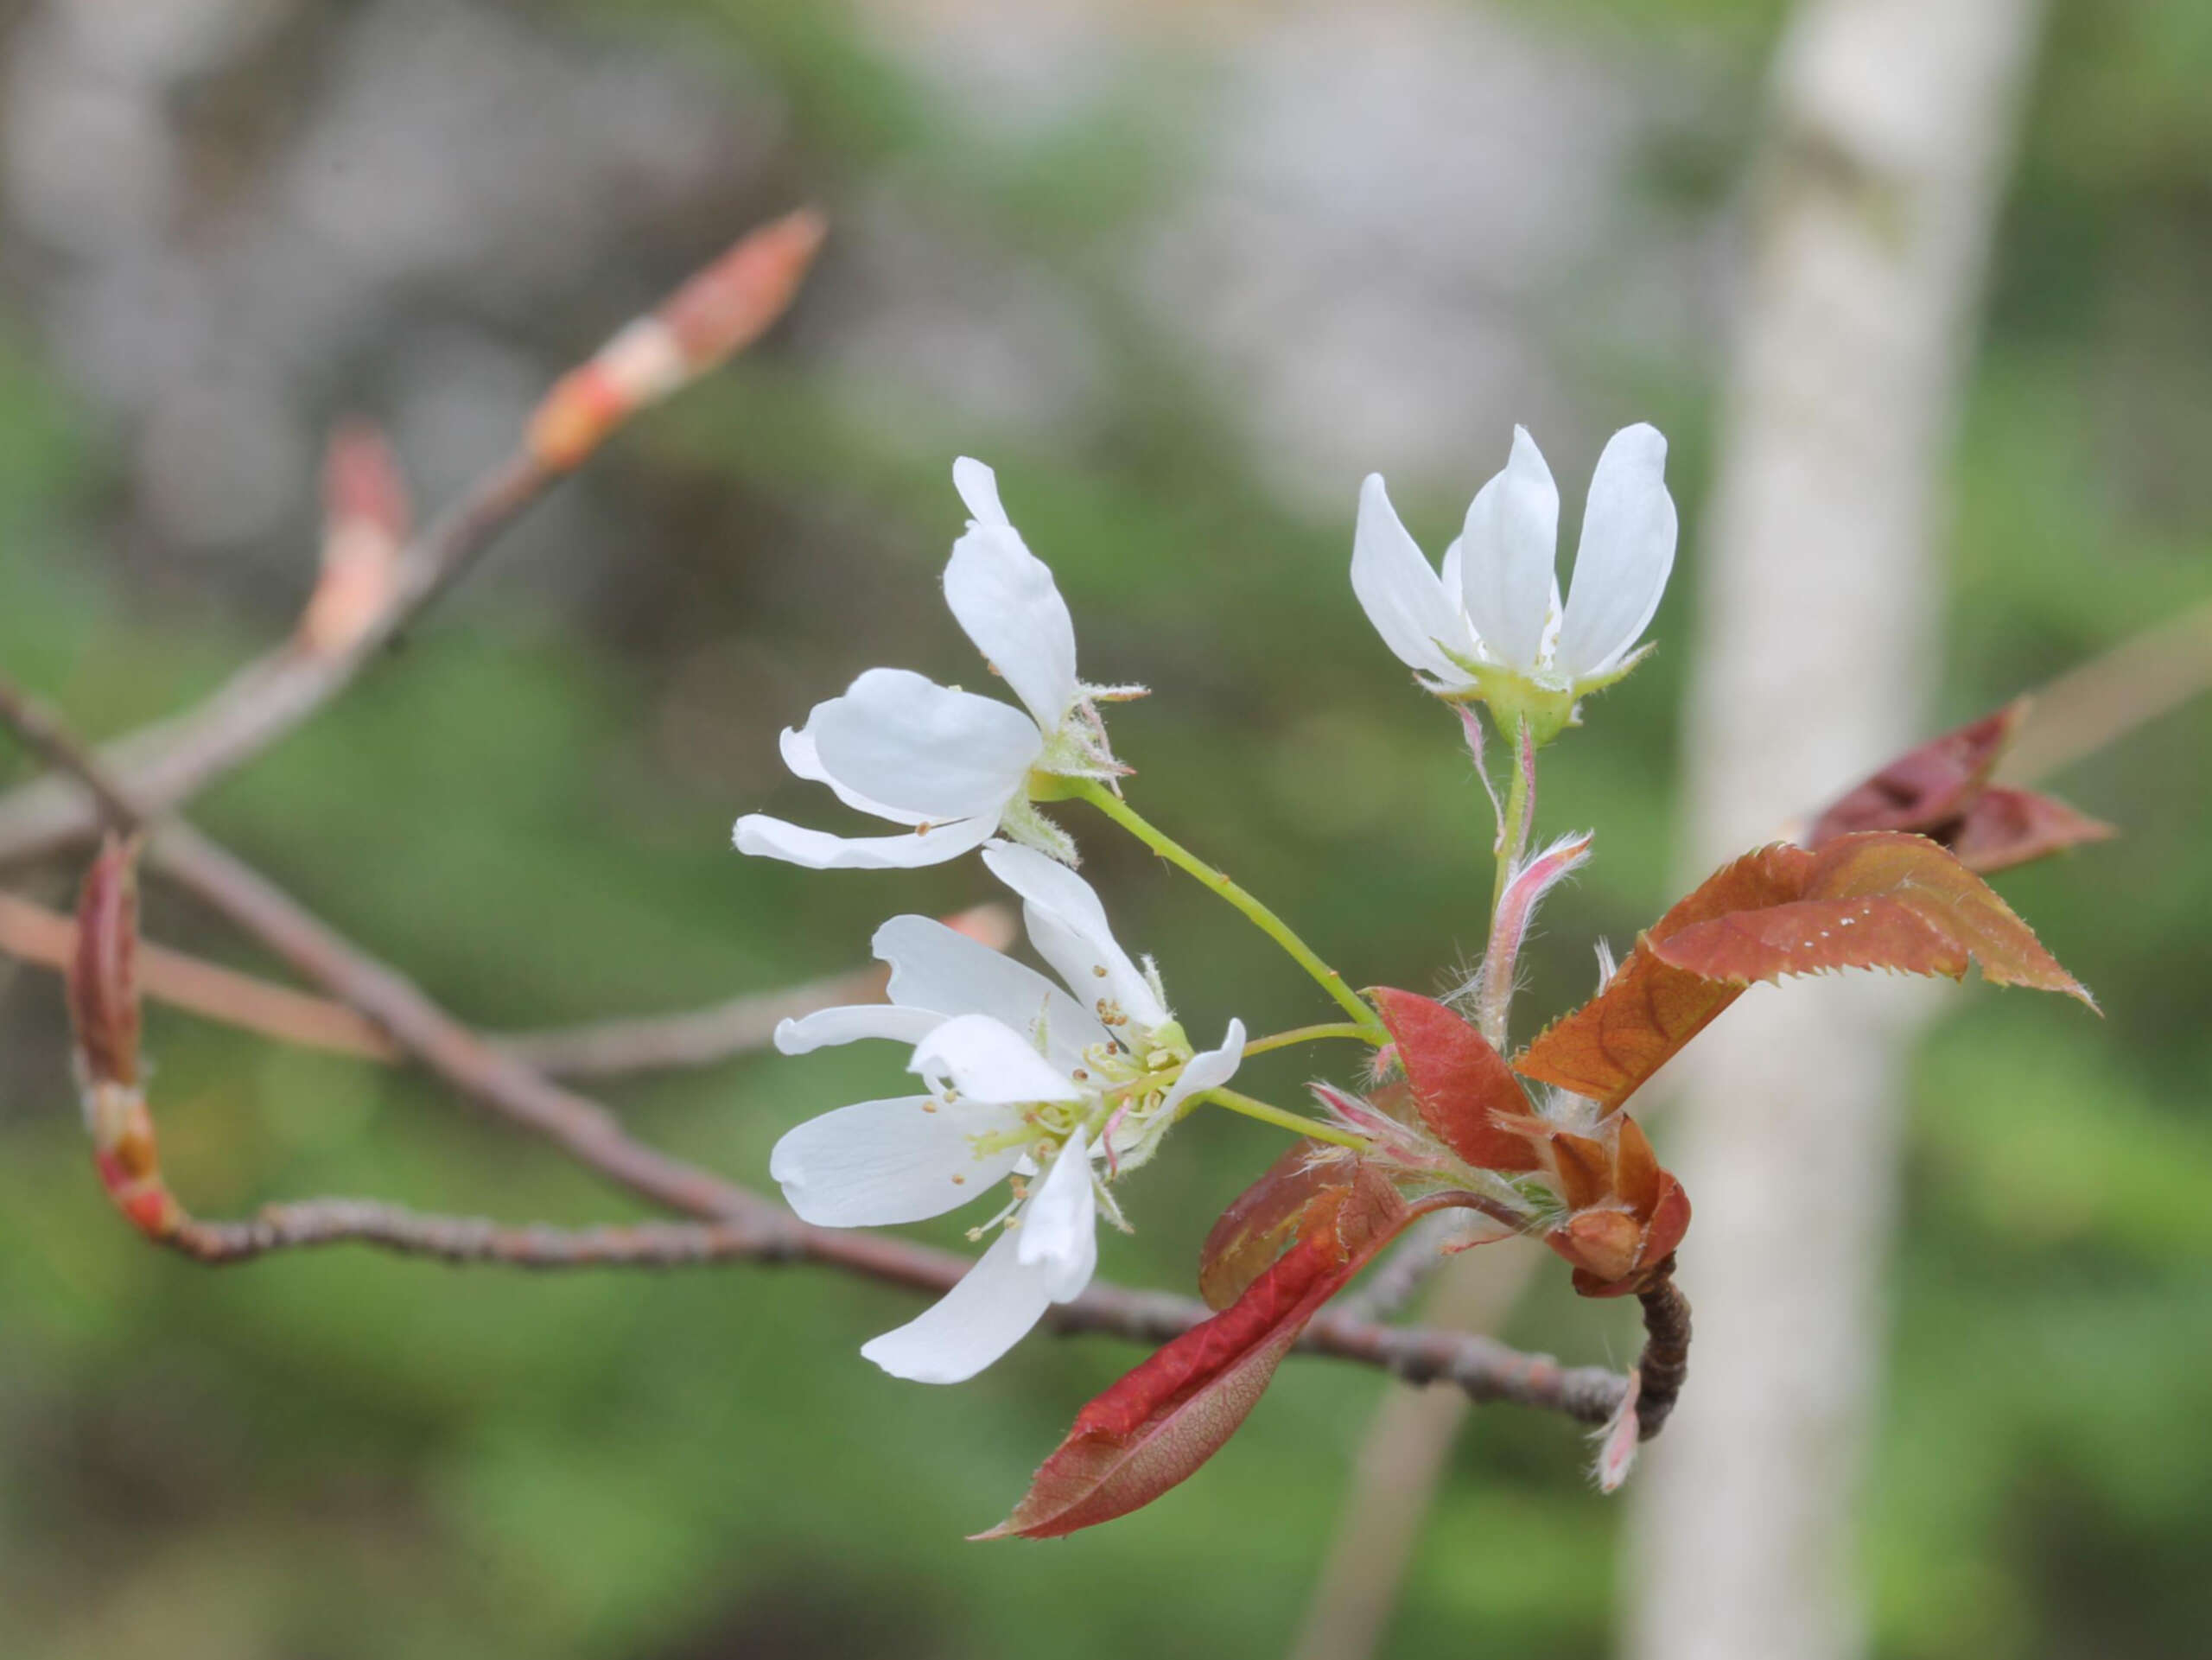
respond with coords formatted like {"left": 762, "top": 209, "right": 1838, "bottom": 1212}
{"left": 1369, "top": 988, "right": 1542, "bottom": 1172}
{"left": 981, "top": 1168, "right": 1418, "bottom": 1540}
{"left": 1516, "top": 833, "right": 2091, "bottom": 1109}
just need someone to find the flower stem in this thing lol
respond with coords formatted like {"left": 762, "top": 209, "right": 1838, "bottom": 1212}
{"left": 1073, "top": 781, "right": 1385, "bottom": 1040}
{"left": 1242, "top": 1022, "right": 1378, "bottom": 1058}
{"left": 1195, "top": 1087, "right": 1372, "bottom": 1152}
{"left": 1489, "top": 716, "right": 1535, "bottom": 921}
{"left": 1478, "top": 717, "right": 1538, "bottom": 1049}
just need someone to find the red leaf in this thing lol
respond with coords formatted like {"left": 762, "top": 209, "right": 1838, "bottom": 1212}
{"left": 1198, "top": 1144, "right": 1360, "bottom": 1312}
{"left": 1805, "top": 701, "right": 2115, "bottom": 877}
{"left": 1514, "top": 843, "right": 1813, "bottom": 1109}
{"left": 1652, "top": 894, "right": 1968, "bottom": 983}
{"left": 1947, "top": 787, "right": 2116, "bottom": 875}
{"left": 1369, "top": 989, "right": 1542, "bottom": 1171}
{"left": 1807, "top": 700, "right": 2025, "bottom": 843}
{"left": 982, "top": 1172, "right": 1421, "bottom": 1540}
{"left": 1516, "top": 832, "right": 2093, "bottom": 1109}
{"left": 1658, "top": 832, "right": 2093, "bottom": 1004}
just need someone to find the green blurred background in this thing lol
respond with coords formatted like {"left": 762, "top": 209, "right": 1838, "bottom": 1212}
{"left": 0, "top": 1, "right": 2206, "bottom": 1655}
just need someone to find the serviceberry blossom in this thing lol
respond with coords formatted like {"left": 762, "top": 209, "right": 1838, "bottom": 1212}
{"left": 769, "top": 843, "right": 1245, "bottom": 1383}
{"left": 733, "top": 458, "right": 1139, "bottom": 870}
{"left": 1352, "top": 424, "right": 1678, "bottom": 741}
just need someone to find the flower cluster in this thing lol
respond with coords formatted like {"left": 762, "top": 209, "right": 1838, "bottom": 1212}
{"left": 737, "top": 462, "right": 1240, "bottom": 1383}
{"left": 734, "top": 421, "right": 2088, "bottom": 1539}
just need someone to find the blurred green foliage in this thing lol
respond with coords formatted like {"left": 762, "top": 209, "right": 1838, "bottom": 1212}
{"left": 3, "top": 2, "right": 2209, "bottom": 1657}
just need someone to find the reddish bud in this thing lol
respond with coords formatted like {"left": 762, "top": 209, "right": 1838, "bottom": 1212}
{"left": 299, "top": 422, "right": 410, "bottom": 657}
{"left": 67, "top": 840, "right": 181, "bottom": 1241}
{"left": 527, "top": 207, "right": 826, "bottom": 470}
{"left": 68, "top": 837, "right": 141, "bottom": 1091}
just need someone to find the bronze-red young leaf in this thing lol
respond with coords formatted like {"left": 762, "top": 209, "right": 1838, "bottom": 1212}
{"left": 1198, "top": 1143, "right": 1360, "bottom": 1312}
{"left": 1947, "top": 786, "right": 2116, "bottom": 875}
{"left": 1513, "top": 843, "right": 1814, "bottom": 1109}
{"left": 1807, "top": 700, "right": 2025, "bottom": 843}
{"left": 1517, "top": 834, "right": 2093, "bottom": 1109}
{"left": 982, "top": 1167, "right": 1416, "bottom": 1541}
{"left": 1369, "top": 988, "right": 1542, "bottom": 1171}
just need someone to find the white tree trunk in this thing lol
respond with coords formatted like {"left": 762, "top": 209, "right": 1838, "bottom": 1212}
{"left": 1627, "top": 4, "right": 2046, "bottom": 1659}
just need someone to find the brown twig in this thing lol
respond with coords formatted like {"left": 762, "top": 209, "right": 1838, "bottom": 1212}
{"left": 0, "top": 887, "right": 399, "bottom": 1059}
{"left": 168, "top": 1200, "right": 766, "bottom": 1268}
{"left": 0, "top": 211, "right": 828, "bottom": 871}
{"left": 1999, "top": 595, "right": 2212, "bottom": 785}
{"left": 0, "top": 886, "right": 912, "bottom": 1076}
{"left": 1632, "top": 1266, "right": 1693, "bottom": 1439}
{"left": 0, "top": 672, "right": 1635, "bottom": 1424}
{"left": 0, "top": 453, "right": 552, "bottom": 868}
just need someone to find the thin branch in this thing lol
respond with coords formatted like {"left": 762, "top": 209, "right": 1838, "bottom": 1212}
{"left": 1329, "top": 1208, "right": 1505, "bottom": 1325}
{"left": 168, "top": 1200, "right": 766, "bottom": 1268}
{"left": 0, "top": 455, "right": 550, "bottom": 868}
{"left": 0, "top": 887, "right": 398, "bottom": 1060}
{"left": 0, "top": 885, "right": 957, "bottom": 1078}
{"left": 2000, "top": 595, "right": 2212, "bottom": 785}
{"left": 0, "top": 210, "right": 829, "bottom": 870}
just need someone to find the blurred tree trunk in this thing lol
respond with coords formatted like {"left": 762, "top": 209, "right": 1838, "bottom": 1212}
{"left": 1627, "top": 3, "right": 2046, "bottom": 1660}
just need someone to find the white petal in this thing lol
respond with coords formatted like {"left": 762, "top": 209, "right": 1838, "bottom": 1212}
{"left": 1458, "top": 426, "right": 1560, "bottom": 673}
{"left": 873, "top": 913, "right": 1110, "bottom": 1062}
{"left": 982, "top": 843, "right": 1170, "bottom": 1035}
{"left": 774, "top": 1003, "right": 945, "bottom": 1055}
{"left": 810, "top": 668, "right": 1042, "bottom": 821}
{"left": 952, "top": 455, "right": 1009, "bottom": 527}
{"left": 910, "top": 1013, "right": 1083, "bottom": 1106}
{"left": 861, "top": 1225, "right": 1058, "bottom": 1383}
{"left": 778, "top": 727, "right": 923, "bottom": 824}
{"left": 1557, "top": 423, "right": 1677, "bottom": 680}
{"left": 733, "top": 811, "right": 995, "bottom": 870}
{"left": 771, "top": 1095, "right": 1022, "bottom": 1227}
{"left": 1014, "top": 1128, "right": 1098, "bottom": 1301}
{"left": 944, "top": 522, "right": 1081, "bottom": 733}
{"left": 1160, "top": 1018, "right": 1247, "bottom": 1115}
{"left": 1351, "top": 474, "right": 1477, "bottom": 686}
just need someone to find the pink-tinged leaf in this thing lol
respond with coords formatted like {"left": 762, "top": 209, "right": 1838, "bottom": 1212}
{"left": 982, "top": 1174, "right": 1419, "bottom": 1540}
{"left": 1514, "top": 844, "right": 1815, "bottom": 1109}
{"left": 1198, "top": 1144, "right": 1361, "bottom": 1312}
{"left": 1807, "top": 700, "right": 2026, "bottom": 843}
{"left": 1653, "top": 832, "right": 2093, "bottom": 1007}
{"left": 1948, "top": 787, "right": 2116, "bottom": 875}
{"left": 1370, "top": 988, "right": 1543, "bottom": 1172}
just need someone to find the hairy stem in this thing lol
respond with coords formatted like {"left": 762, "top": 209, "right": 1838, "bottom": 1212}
{"left": 1477, "top": 717, "right": 1538, "bottom": 1047}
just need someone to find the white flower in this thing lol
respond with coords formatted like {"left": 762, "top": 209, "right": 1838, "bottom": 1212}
{"left": 768, "top": 844, "right": 1244, "bottom": 1382}
{"left": 734, "top": 458, "right": 1132, "bottom": 870}
{"left": 1351, "top": 424, "right": 1677, "bottom": 736}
